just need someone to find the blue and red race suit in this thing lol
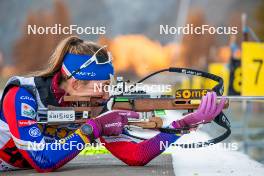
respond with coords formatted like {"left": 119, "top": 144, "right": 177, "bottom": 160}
{"left": 0, "top": 72, "right": 181, "bottom": 172}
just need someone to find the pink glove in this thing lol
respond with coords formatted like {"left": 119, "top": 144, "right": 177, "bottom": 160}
{"left": 172, "top": 92, "right": 226, "bottom": 129}
{"left": 86, "top": 110, "right": 139, "bottom": 138}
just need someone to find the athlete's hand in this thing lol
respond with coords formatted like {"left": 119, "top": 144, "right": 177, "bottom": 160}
{"left": 86, "top": 110, "right": 139, "bottom": 138}
{"left": 171, "top": 92, "right": 226, "bottom": 129}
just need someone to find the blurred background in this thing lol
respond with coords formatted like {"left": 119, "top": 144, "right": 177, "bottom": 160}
{"left": 0, "top": 0, "right": 264, "bottom": 78}
{"left": 0, "top": 0, "right": 264, "bottom": 163}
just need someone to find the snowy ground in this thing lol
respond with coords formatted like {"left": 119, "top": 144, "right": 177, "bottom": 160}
{"left": 169, "top": 132, "right": 264, "bottom": 176}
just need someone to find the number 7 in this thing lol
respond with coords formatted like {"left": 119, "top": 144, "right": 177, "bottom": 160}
{"left": 253, "top": 59, "right": 263, "bottom": 84}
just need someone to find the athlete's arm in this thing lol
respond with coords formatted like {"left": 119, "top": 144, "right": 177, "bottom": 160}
{"left": 100, "top": 132, "right": 180, "bottom": 166}
{"left": 3, "top": 87, "right": 90, "bottom": 172}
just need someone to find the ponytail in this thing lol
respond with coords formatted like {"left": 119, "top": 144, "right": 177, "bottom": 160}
{"left": 30, "top": 35, "right": 106, "bottom": 78}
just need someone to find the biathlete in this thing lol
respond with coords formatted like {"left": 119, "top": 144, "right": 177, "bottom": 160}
{"left": 0, "top": 36, "right": 226, "bottom": 172}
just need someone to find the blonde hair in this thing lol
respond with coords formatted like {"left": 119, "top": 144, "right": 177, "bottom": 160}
{"left": 32, "top": 35, "right": 108, "bottom": 78}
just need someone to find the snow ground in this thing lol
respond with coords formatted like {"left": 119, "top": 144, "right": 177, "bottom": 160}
{"left": 169, "top": 132, "right": 264, "bottom": 176}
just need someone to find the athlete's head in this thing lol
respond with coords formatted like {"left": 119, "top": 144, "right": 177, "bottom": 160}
{"left": 35, "top": 35, "right": 114, "bottom": 99}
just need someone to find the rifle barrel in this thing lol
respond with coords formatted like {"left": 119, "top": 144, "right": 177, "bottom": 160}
{"left": 218, "top": 96, "right": 264, "bottom": 101}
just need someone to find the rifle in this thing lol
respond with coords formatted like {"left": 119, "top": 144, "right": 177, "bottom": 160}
{"left": 37, "top": 67, "right": 239, "bottom": 148}
{"left": 57, "top": 93, "right": 230, "bottom": 129}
